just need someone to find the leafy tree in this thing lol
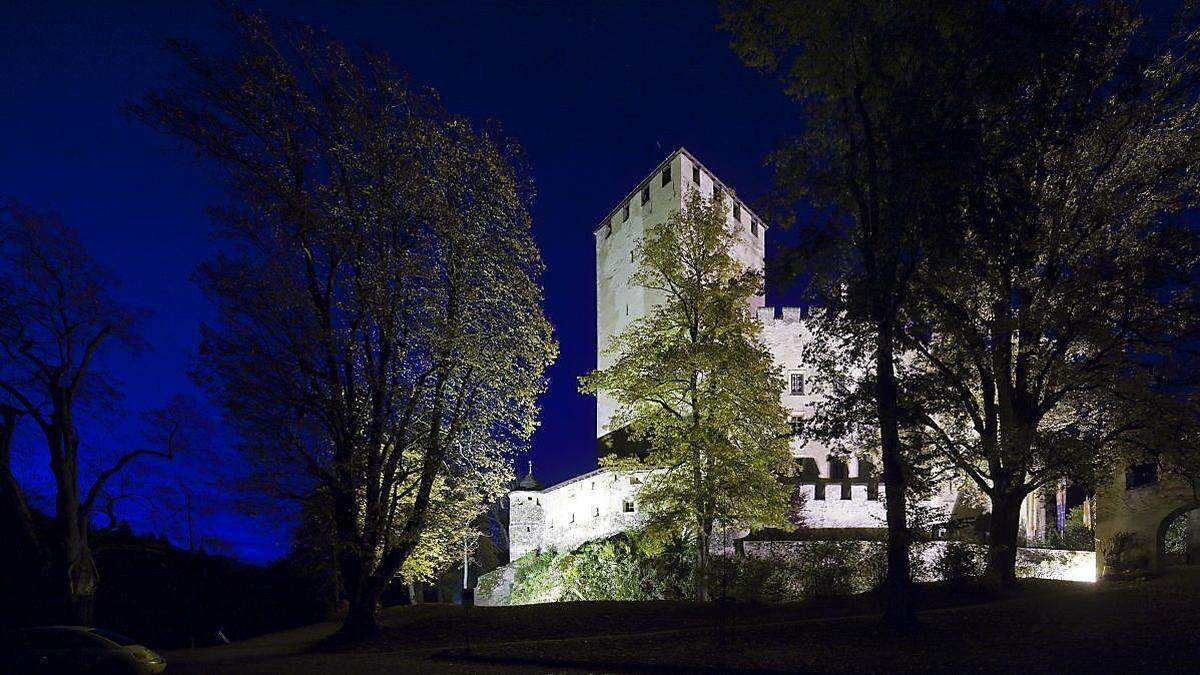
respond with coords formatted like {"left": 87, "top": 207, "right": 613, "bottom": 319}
{"left": 0, "top": 201, "right": 186, "bottom": 624}
{"left": 581, "top": 189, "right": 793, "bottom": 602}
{"left": 722, "top": 0, "right": 981, "bottom": 630}
{"left": 135, "top": 11, "right": 556, "bottom": 639}
{"left": 901, "top": 0, "right": 1200, "bottom": 585}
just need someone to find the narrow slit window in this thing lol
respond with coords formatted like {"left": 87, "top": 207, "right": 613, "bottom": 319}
{"left": 641, "top": 186, "right": 650, "bottom": 205}
{"left": 733, "top": 203, "right": 741, "bottom": 221}
{"left": 662, "top": 166, "right": 671, "bottom": 186}
{"left": 692, "top": 165, "right": 701, "bottom": 184}
{"left": 751, "top": 219, "right": 758, "bottom": 236}
{"left": 622, "top": 203, "right": 630, "bottom": 222}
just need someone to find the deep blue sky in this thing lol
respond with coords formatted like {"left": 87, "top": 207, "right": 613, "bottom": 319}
{"left": 2, "top": 0, "right": 801, "bottom": 563}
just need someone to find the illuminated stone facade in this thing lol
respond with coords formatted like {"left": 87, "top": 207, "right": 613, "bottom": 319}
{"left": 508, "top": 149, "right": 1027, "bottom": 561}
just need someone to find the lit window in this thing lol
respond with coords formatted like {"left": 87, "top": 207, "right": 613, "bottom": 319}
{"left": 662, "top": 166, "right": 671, "bottom": 186}
{"left": 623, "top": 500, "right": 635, "bottom": 513}
{"left": 641, "top": 186, "right": 650, "bottom": 205}
{"left": 623, "top": 203, "right": 630, "bottom": 222}
{"left": 733, "top": 203, "right": 741, "bottom": 221}
{"left": 790, "top": 373, "right": 805, "bottom": 396}
{"left": 692, "top": 165, "right": 701, "bottom": 184}
{"left": 789, "top": 417, "right": 803, "bottom": 438}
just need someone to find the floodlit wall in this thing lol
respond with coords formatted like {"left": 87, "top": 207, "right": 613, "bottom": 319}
{"left": 741, "top": 540, "right": 1096, "bottom": 583}
{"left": 594, "top": 148, "right": 766, "bottom": 438}
{"left": 510, "top": 468, "right": 651, "bottom": 558}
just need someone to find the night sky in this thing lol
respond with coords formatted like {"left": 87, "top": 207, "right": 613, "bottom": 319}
{"left": 2, "top": 0, "right": 802, "bottom": 563}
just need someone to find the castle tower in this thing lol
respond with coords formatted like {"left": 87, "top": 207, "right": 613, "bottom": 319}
{"left": 508, "top": 463, "right": 544, "bottom": 559}
{"left": 592, "top": 148, "right": 767, "bottom": 442}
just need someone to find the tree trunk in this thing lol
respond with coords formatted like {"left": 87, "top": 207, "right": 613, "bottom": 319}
{"left": 46, "top": 401, "right": 98, "bottom": 626}
{"left": 58, "top": 523, "right": 98, "bottom": 625}
{"left": 985, "top": 492, "right": 1022, "bottom": 589}
{"left": 874, "top": 321, "right": 919, "bottom": 633}
{"left": 695, "top": 519, "right": 710, "bottom": 602}
{"left": 339, "top": 587, "right": 382, "bottom": 640}
{"left": 333, "top": 557, "right": 384, "bottom": 641}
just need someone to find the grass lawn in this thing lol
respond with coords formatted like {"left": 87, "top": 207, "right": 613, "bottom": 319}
{"left": 164, "top": 566, "right": 1200, "bottom": 673}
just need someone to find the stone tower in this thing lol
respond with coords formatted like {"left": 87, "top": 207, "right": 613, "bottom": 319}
{"left": 592, "top": 148, "right": 767, "bottom": 442}
{"left": 508, "top": 463, "right": 544, "bottom": 559}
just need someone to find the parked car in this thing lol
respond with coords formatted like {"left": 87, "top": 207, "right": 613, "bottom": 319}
{"left": 5, "top": 626, "right": 166, "bottom": 674}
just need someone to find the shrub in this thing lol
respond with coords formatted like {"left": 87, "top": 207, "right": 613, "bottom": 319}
{"left": 507, "top": 551, "right": 560, "bottom": 604}
{"left": 506, "top": 532, "right": 695, "bottom": 604}
{"left": 936, "top": 542, "right": 984, "bottom": 589}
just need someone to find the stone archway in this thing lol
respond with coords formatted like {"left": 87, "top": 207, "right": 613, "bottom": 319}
{"left": 1157, "top": 506, "right": 1200, "bottom": 567}
{"left": 1094, "top": 465, "right": 1200, "bottom": 576}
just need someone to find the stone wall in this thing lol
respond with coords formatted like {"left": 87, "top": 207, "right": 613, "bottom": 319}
{"left": 1094, "top": 466, "right": 1200, "bottom": 575}
{"left": 741, "top": 539, "right": 1096, "bottom": 582}
{"left": 511, "top": 468, "right": 651, "bottom": 557}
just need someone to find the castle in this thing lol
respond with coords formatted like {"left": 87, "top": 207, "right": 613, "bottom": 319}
{"left": 508, "top": 148, "right": 1036, "bottom": 560}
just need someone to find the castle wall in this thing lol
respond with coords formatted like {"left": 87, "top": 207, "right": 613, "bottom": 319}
{"left": 510, "top": 468, "right": 651, "bottom": 557}
{"left": 1094, "top": 466, "right": 1200, "bottom": 576}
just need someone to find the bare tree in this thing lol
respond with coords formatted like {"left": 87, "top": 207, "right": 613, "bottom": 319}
{"left": 0, "top": 201, "right": 188, "bottom": 623}
{"left": 135, "top": 11, "right": 556, "bottom": 640}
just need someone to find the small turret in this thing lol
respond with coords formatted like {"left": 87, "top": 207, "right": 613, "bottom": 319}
{"left": 509, "top": 460, "right": 545, "bottom": 559}
{"left": 516, "top": 461, "right": 542, "bottom": 491}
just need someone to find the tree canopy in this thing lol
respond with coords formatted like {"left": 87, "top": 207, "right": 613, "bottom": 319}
{"left": 135, "top": 10, "right": 556, "bottom": 638}
{"left": 582, "top": 189, "right": 793, "bottom": 602}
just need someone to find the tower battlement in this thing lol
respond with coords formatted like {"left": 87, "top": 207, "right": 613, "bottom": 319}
{"left": 755, "top": 306, "right": 821, "bottom": 323}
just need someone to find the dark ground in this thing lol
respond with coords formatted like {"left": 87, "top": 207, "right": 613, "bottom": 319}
{"left": 164, "top": 566, "right": 1200, "bottom": 673}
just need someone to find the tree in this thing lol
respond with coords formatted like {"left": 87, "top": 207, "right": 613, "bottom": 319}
{"left": 721, "top": 0, "right": 981, "bottom": 630}
{"left": 581, "top": 189, "right": 793, "bottom": 602}
{"left": 0, "top": 201, "right": 187, "bottom": 623}
{"left": 902, "top": 0, "right": 1200, "bottom": 585}
{"left": 135, "top": 11, "right": 556, "bottom": 639}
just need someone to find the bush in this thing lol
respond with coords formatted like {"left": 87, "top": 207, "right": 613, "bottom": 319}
{"left": 506, "top": 532, "right": 695, "bottom": 604}
{"left": 507, "top": 551, "right": 560, "bottom": 604}
{"left": 936, "top": 542, "right": 984, "bottom": 589}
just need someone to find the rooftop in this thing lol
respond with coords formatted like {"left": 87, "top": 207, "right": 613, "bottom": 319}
{"left": 592, "top": 147, "right": 768, "bottom": 235}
